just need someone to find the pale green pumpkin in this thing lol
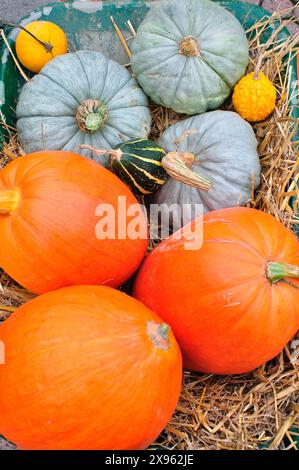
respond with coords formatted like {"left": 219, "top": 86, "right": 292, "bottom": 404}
{"left": 155, "top": 111, "right": 261, "bottom": 226}
{"left": 131, "top": 0, "right": 249, "bottom": 114}
{"left": 16, "top": 51, "right": 151, "bottom": 165}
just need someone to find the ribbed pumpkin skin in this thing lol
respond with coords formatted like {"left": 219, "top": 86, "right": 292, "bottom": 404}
{"left": 112, "top": 139, "right": 167, "bottom": 194}
{"left": 17, "top": 51, "right": 151, "bottom": 164}
{"left": 0, "top": 286, "right": 182, "bottom": 450}
{"left": 131, "top": 0, "right": 248, "bottom": 114}
{"left": 134, "top": 207, "right": 299, "bottom": 374}
{"left": 0, "top": 151, "right": 148, "bottom": 294}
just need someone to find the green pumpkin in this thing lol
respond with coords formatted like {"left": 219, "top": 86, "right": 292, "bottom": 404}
{"left": 80, "top": 138, "right": 213, "bottom": 196}
{"left": 131, "top": 0, "right": 249, "bottom": 114}
{"left": 111, "top": 139, "right": 167, "bottom": 195}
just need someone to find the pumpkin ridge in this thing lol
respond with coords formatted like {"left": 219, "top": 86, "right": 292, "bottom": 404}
{"left": 198, "top": 54, "right": 232, "bottom": 90}
{"left": 30, "top": 118, "right": 79, "bottom": 152}
{"left": 101, "top": 60, "right": 135, "bottom": 105}
{"left": 95, "top": 51, "right": 110, "bottom": 103}
{"left": 104, "top": 121, "right": 146, "bottom": 142}
{"left": 190, "top": 12, "right": 214, "bottom": 40}
{"left": 40, "top": 69, "right": 81, "bottom": 106}
{"left": 160, "top": 6, "right": 187, "bottom": 38}
{"left": 18, "top": 107, "right": 77, "bottom": 118}
{"left": 201, "top": 46, "right": 247, "bottom": 69}
{"left": 105, "top": 75, "right": 133, "bottom": 106}
{"left": 137, "top": 51, "right": 180, "bottom": 76}
{"left": 62, "top": 129, "right": 91, "bottom": 153}
{"left": 131, "top": 43, "right": 177, "bottom": 58}
{"left": 137, "top": 30, "right": 179, "bottom": 45}
{"left": 170, "top": 56, "right": 188, "bottom": 104}
{"left": 191, "top": 59, "right": 213, "bottom": 110}
{"left": 74, "top": 51, "right": 92, "bottom": 97}
{"left": 16, "top": 75, "right": 79, "bottom": 118}
{"left": 108, "top": 104, "right": 149, "bottom": 112}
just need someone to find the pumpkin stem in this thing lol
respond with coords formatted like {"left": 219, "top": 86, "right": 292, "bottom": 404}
{"left": 179, "top": 36, "right": 200, "bottom": 57}
{"left": 76, "top": 100, "right": 108, "bottom": 133}
{"left": 158, "top": 323, "right": 171, "bottom": 340}
{"left": 0, "top": 17, "right": 53, "bottom": 53}
{"left": 162, "top": 151, "right": 212, "bottom": 191}
{"left": 267, "top": 262, "right": 299, "bottom": 283}
{"left": 147, "top": 321, "right": 171, "bottom": 351}
{"left": 78, "top": 145, "right": 122, "bottom": 161}
{"left": 0, "top": 189, "right": 20, "bottom": 215}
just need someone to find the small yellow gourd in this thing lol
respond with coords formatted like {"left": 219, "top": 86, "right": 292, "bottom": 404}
{"left": 16, "top": 21, "right": 68, "bottom": 73}
{"left": 232, "top": 71, "right": 276, "bottom": 122}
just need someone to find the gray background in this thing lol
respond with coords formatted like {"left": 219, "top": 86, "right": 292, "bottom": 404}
{"left": 0, "top": 1, "right": 50, "bottom": 21}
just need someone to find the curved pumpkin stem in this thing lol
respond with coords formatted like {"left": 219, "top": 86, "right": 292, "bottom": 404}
{"left": 162, "top": 151, "right": 212, "bottom": 191}
{"left": 0, "top": 18, "right": 53, "bottom": 53}
{"left": 147, "top": 321, "right": 171, "bottom": 351}
{"left": 77, "top": 144, "right": 122, "bottom": 161}
{"left": 267, "top": 262, "right": 299, "bottom": 283}
{"left": 0, "top": 189, "right": 20, "bottom": 215}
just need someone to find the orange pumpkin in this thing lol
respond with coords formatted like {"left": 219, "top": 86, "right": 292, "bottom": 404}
{"left": 134, "top": 207, "right": 299, "bottom": 374}
{"left": 0, "top": 285, "right": 182, "bottom": 450}
{"left": 0, "top": 151, "right": 148, "bottom": 294}
{"left": 15, "top": 21, "right": 68, "bottom": 73}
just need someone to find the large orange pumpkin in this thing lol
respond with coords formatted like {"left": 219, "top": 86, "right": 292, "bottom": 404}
{"left": 0, "top": 285, "right": 182, "bottom": 450}
{"left": 0, "top": 151, "right": 148, "bottom": 294}
{"left": 134, "top": 207, "right": 299, "bottom": 374}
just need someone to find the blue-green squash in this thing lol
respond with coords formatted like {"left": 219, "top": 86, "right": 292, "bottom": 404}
{"left": 16, "top": 51, "right": 151, "bottom": 164}
{"left": 131, "top": 0, "right": 249, "bottom": 114}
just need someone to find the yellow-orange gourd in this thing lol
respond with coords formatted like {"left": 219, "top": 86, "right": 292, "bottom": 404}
{"left": 232, "top": 71, "right": 276, "bottom": 122}
{"left": 16, "top": 21, "right": 68, "bottom": 73}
